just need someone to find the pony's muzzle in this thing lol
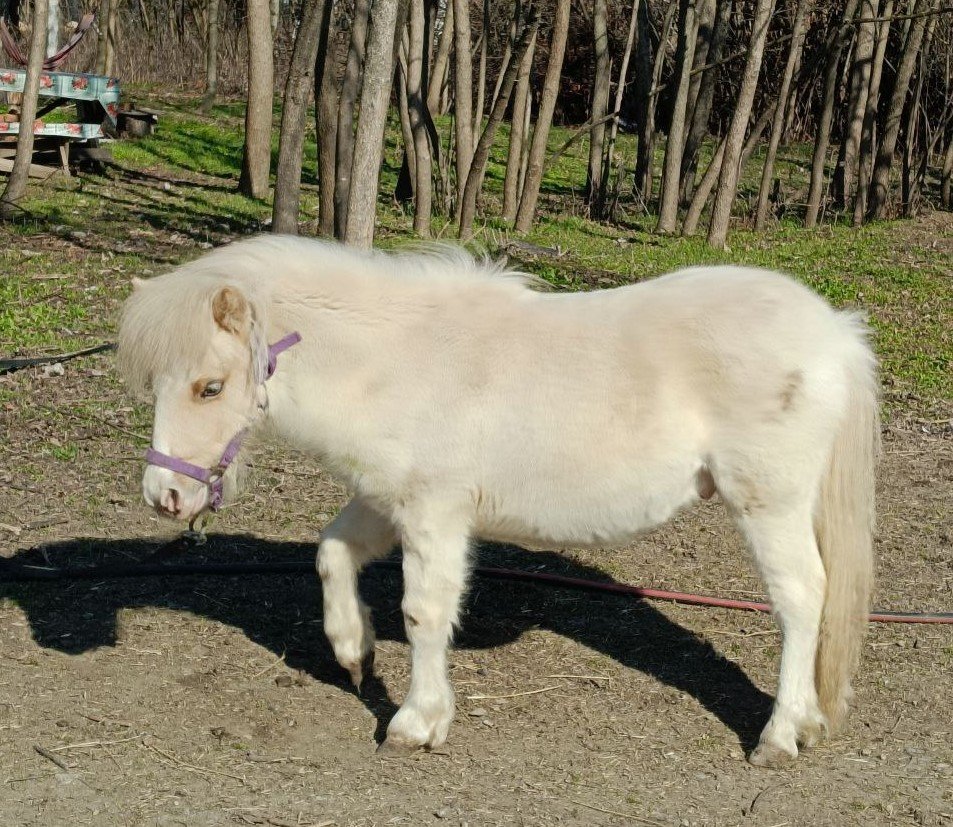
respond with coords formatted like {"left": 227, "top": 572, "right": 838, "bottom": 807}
{"left": 143, "top": 466, "right": 209, "bottom": 522}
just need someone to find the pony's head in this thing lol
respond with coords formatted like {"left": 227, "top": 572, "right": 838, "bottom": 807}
{"left": 118, "top": 272, "right": 269, "bottom": 523}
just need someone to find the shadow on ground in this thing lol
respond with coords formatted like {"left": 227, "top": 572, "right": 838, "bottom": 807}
{"left": 0, "top": 534, "right": 773, "bottom": 752}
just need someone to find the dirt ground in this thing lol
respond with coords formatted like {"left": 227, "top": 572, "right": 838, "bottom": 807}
{"left": 1, "top": 224, "right": 952, "bottom": 826}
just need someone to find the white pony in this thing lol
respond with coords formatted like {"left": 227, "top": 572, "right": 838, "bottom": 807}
{"left": 118, "top": 235, "right": 878, "bottom": 766}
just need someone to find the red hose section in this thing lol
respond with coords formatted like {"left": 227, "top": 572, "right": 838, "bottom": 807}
{"left": 470, "top": 565, "right": 953, "bottom": 624}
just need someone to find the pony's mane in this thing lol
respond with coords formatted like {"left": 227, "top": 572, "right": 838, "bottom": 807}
{"left": 118, "top": 235, "right": 536, "bottom": 394}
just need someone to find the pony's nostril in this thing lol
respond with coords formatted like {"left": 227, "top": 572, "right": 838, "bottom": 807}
{"left": 160, "top": 488, "right": 181, "bottom": 516}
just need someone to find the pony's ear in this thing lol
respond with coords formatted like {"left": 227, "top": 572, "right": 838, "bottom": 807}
{"left": 211, "top": 286, "right": 251, "bottom": 339}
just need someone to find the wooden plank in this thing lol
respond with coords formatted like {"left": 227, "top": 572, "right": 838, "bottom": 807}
{"left": 0, "top": 156, "right": 60, "bottom": 179}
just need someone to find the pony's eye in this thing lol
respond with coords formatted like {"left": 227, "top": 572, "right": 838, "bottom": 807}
{"left": 201, "top": 380, "right": 224, "bottom": 398}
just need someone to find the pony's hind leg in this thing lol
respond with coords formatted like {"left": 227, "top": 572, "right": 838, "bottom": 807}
{"left": 379, "top": 506, "right": 470, "bottom": 754}
{"left": 317, "top": 497, "right": 397, "bottom": 690}
{"left": 735, "top": 502, "right": 827, "bottom": 767}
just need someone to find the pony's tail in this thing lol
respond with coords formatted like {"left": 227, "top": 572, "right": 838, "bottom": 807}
{"left": 814, "top": 318, "right": 879, "bottom": 729}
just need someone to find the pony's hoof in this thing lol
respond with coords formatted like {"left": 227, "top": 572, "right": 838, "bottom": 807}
{"left": 748, "top": 742, "right": 797, "bottom": 768}
{"left": 346, "top": 650, "right": 375, "bottom": 693}
{"left": 376, "top": 736, "right": 420, "bottom": 757}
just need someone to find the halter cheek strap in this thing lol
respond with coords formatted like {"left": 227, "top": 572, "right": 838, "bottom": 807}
{"left": 144, "top": 332, "right": 302, "bottom": 513}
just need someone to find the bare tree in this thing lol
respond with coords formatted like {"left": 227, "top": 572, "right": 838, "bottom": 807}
{"left": 473, "top": 0, "right": 489, "bottom": 144}
{"left": 942, "top": 135, "right": 953, "bottom": 208}
{"left": 836, "top": 0, "right": 876, "bottom": 207}
{"left": 503, "top": 14, "right": 536, "bottom": 222}
{"left": 273, "top": 0, "right": 331, "bottom": 233}
{"left": 754, "top": 0, "right": 812, "bottom": 229}
{"left": 900, "top": 11, "right": 937, "bottom": 216}
{"left": 95, "top": 0, "right": 117, "bottom": 75}
{"left": 601, "top": 0, "right": 641, "bottom": 212}
{"left": 0, "top": 0, "right": 48, "bottom": 220}
{"left": 395, "top": 47, "right": 417, "bottom": 204}
{"left": 707, "top": 0, "right": 776, "bottom": 248}
{"left": 634, "top": 0, "right": 677, "bottom": 200}
{"left": 316, "top": 10, "right": 343, "bottom": 237}
{"left": 867, "top": 0, "right": 936, "bottom": 220}
{"left": 427, "top": 0, "right": 453, "bottom": 115}
{"left": 682, "top": 102, "right": 775, "bottom": 235}
{"left": 407, "top": 0, "right": 434, "bottom": 235}
{"left": 199, "top": 0, "right": 221, "bottom": 113}
{"left": 852, "top": 0, "right": 893, "bottom": 223}
{"left": 459, "top": 9, "right": 539, "bottom": 240}
{"left": 238, "top": 0, "right": 275, "bottom": 199}
{"left": 804, "top": 0, "right": 860, "bottom": 227}
{"left": 344, "top": 0, "right": 405, "bottom": 247}
{"left": 490, "top": 3, "right": 518, "bottom": 114}
{"left": 333, "top": 0, "right": 371, "bottom": 237}
{"left": 657, "top": 0, "right": 699, "bottom": 233}
{"left": 452, "top": 0, "right": 474, "bottom": 217}
{"left": 514, "top": 0, "right": 570, "bottom": 233}
{"left": 586, "top": 0, "right": 611, "bottom": 213}
{"left": 680, "top": 0, "right": 728, "bottom": 204}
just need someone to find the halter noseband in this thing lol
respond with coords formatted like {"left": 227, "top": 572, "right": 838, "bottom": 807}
{"left": 144, "top": 331, "right": 301, "bottom": 514}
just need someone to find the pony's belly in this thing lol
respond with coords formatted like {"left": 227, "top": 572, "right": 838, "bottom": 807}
{"left": 473, "top": 474, "right": 700, "bottom": 548}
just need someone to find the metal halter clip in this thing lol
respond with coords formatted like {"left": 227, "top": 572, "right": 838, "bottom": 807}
{"left": 184, "top": 511, "right": 211, "bottom": 546}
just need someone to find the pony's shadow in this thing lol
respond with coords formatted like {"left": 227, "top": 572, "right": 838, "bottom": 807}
{"left": 0, "top": 535, "right": 773, "bottom": 752}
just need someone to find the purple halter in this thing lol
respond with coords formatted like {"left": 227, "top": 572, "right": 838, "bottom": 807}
{"left": 144, "top": 331, "right": 301, "bottom": 513}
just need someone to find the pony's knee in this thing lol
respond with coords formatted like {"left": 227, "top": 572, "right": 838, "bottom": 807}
{"left": 316, "top": 536, "right": 353, "bottom": 581}
{"left": 401, "top": 592, "right": 461, "bottom": 632}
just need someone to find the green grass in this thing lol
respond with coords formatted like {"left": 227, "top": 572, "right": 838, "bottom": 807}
{"left": 0, "top": 90, "right": 949, "bottom": 410}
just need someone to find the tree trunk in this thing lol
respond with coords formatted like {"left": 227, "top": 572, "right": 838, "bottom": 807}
{"left": 200, "top": 0, "right": 221, "bottom": 113}
{"left": 682, "top": 100, "right": 775, "bottom": 235}
{"left": 753, "top": 0, "right": 811, "bottom": 230}
{"left": 514, "top": 0, "right": 570, "bottom": 233}
{"left": 396, "top": 52, "right": 417, "bottom": 203}
{"left": 490, "top": 2, "right": 518, "bottom": 115}
{"left": 273, "top": 0, "right": 331, "bottom": 234}
{"left": 706, "top": 0, "right": 775, "bottom": 248}
{"left": 682, "top": 0, "right": 714, "bottom": 126}
{"left": 900, "top": 12, "right": 935, "bottom": 217}
{"left": 452, "top": 0, "right": 474, "bottom": 217}
{"left": 407, "top": 0, "right": 433, "bottom": 235}
{"left": 46, "top": 0, "right": 58, "bottom": 56}
{"left": 942, "top": 135, "right": 953, "bottom": 208}
{"left": 316, "top": 8, "right": 342, "bottom": 237}
{"left": 95, "top": 0, "right": 114, "bottom": 73}
{"left": 853, "top": 0, "right": 893, "bottom": 224}
{"left": 679, "top": 0, "right": 730, "bottom": 203}
{"left": 104, "top": 0, "right": 119, "bottom": 76}
{"left": 656, "top": 0, "right": 699, "bottom": 233}
{"left": 334, "top": 0, "right": 371, "bottom": 238}
{"left": 344, "top": 0, "right": 404, "bottom": 248}
{"left": 0, "top": 0, "right": 48, "bottom": 219}
{"left": 634, "top": 0, "right": 677, "bottom": 201}
{"left": 586, "top": 0, "right": 611, "bottom": 212}
{"left": 804, "top": 0, "right": 860, "bottom": 227}
{"left": 472, "top": 0, "right": 489, "bottom": 144}
{"left": 427, "top": 0, "right": 452, "bottom": 115}
{"left": 600, "top": 0, "right": 640, "bottom": 219}
{"left": 459, "top": 12, "right": 539, "bottom": 240}
{"left": 503, "top": 20, "right": 536, "bottom": 223}
{"left": 867, "top": 0, "right": 935, "bottom": 220}
{"left": 837, "top": 0, "right": 875, "bottom": 208}
{"left": 238, "top": 0, "right": 275, "bottom": 199}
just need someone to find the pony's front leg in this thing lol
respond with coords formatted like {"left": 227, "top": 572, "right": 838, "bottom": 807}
{"left": 317, "top": 497, "right": 397, "bottom": 690}
{"left": 379, "top": 511, "right": 469, "bottom": 754}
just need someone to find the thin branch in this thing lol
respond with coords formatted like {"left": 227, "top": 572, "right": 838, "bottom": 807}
{"left": 544, "top": 112, "right": 619, "bottom": 174}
